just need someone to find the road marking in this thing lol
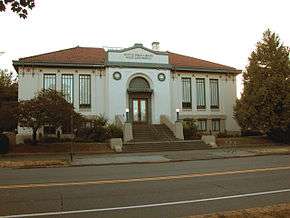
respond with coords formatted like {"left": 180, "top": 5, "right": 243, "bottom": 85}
{"left": 0, "top": 165, "right": 290, "bottom": 190}
{"left": 2, "top": 188, "right": 290, "bottom": 217}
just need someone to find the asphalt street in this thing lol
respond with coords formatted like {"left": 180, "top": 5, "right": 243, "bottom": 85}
{"left": 0, "top": 154, "right": 290, "bottom": 217}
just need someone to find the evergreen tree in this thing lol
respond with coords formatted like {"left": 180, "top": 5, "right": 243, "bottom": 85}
{"left": 234, "top": 29, "right": 290, "bottom": 142}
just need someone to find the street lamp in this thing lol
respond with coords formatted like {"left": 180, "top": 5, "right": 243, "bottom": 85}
{"left": 125, "top": 108, "right": 129, "bottom": 122}
{"left": 176, "top": 108, "right": 180, "bottom": 122}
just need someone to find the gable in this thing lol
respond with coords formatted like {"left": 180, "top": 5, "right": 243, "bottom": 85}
{"left": 107, "top": 44, "right": 169, "bottom": 65}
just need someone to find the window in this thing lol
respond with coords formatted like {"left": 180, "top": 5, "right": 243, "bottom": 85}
{"left": 61, "top": 74, "right": 74, "bottom": 103}
{"left": 79, "top": 74, "right": 91, "bottom": 108}
{"left": 212, "top": 119, "right": 220, "bottom": 131}
{"left": 197, "top": 119, "right": 207, "bottom": 131}
{"left": 210, "top": 79, "right": 219, "bottom": 109}
{"left": 43, "top": 74, "right": 56, "bottom": 90}
{"left": 182, "top": 78, "right": 192, "bottom": 109}
{"left": 196, "top": 78, "right": 206, "bottom": 109}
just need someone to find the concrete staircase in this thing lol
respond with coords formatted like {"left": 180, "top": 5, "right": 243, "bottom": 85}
{"left": 123, "top": 124, "right": 209, "bottom": 153}
{"left": 132, "top": 124, "right": 177, "bottom": 142}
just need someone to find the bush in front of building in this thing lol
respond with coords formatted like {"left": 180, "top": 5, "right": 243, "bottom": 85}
{"left": 107, "top": 124, "right": 123, "bottom": 139}
{"left": 76, "top": 115, "right": 123, "bottom": 142}
{"left": 267, "top": 125, "right": 290, "bottom": 144}
{"left": 0, "top": 134, "right": 9, "bottom": 154}
{"left": 182, "top": 119, "right": 200, "bottom": 140}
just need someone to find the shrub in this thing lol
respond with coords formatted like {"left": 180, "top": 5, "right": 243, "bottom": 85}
{"left": 0, "top": 134, "right": 9, "bottom": 154}
{"left": 42, "top": 137, "right": 59, "bottom": 144}
{"left": 89, "top": 126, "right": 108, "bottom": 142}
{"left": 23, "top": 138, "right": 34, "bottom": 145}
{"left": 267, "top": 125, "right": 290, "bottom": 144}
{"left": 93, "top": 115, "right": 108, "bottom": 127}
{"left": 107, "top": 124, "right": 123, "bottom": 138}
{"left": 241, "top": 130, "right": 263, "bottom": 137}
{"left": 182, "top": 119, "right": 200, "bottom": 140}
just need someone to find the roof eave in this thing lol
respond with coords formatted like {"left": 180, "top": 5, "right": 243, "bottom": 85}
{"left": 13, "top": 61, "right": 105, "bottom": 70}
{"left": 174, "top": 66, "right": 241, "bottom": 74}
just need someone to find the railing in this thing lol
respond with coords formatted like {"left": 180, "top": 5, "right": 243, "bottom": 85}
{"left": 160, "top": 115, "right": 184, "bottom": 140}
{"left": 115, "top": 115, "right": 133, "bottom": 143}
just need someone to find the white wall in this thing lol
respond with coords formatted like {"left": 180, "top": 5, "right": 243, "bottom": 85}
{"left": 171, "top": 72, "right": 240, "bottom": 132}
{"left": 106, "top": 67, "right": 171, "bottom": 124}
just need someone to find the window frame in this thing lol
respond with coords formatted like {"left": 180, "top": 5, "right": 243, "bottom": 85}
{"left": 212, "top": 119, "right": 221, "bottom": 131}
{"left": 210, "top": 79, "right": 219, "bottom": 109}
{"left": 43, "top": 74, "right": 56, "bottom": 90}
{"left": 197, "top": 119, "right": 207, "bottom": 131}
{"left": 181, "top": 77, "right": 192, "bottom": 109}
{"left": 196, "top": 78, "right": 206, "bottom": 109}
{"left": 61, "top": 74, "right": 74, "bottom": 104}
{"left": 79, "top": 74, "right": 91, "bottom": 109}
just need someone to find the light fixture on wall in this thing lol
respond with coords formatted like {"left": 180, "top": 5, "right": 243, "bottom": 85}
{"left": 176, "top": 108, "right": 180, "bottom": 122}
{"left": 125, "top": 108, "right": 129, "bottom": 122}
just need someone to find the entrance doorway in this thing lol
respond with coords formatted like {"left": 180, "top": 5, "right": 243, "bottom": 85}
{"left": 128, "top": 76, "right": 152, "bottom": 124}
{"left": 133, "top": 98, "right": 147, "bottom": 123}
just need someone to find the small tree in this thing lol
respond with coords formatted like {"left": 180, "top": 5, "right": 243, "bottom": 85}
{"left": 0, "top": 70, "right": 18, "bottom": 132}
{"left": 234, "top": 29, "right": 290, "bottom": 142}
{"left": 18, "top": 89, "right": 83, "bottom": 142}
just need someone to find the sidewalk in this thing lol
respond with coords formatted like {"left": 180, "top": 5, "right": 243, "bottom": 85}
{"left": 1, "top": 145, "right": 290, "bottom": 168}
{"left": 71, "top": 145, "right": 290, "bottom": 166}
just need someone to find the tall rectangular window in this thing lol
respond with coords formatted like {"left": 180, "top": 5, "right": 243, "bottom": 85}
{"left": 61, "top": 74, "right": 74, "bottom": 103}
{"left": 79, "top": 74, "right": 91, "bottom": 108}
{"left": 210, "top": 79, "right": 219, "bottom": 109}
{"left": 212, "top": 119, "right": 220, "bottom": 131}
{"left": 196, "top": 78, "right": 206, "bottom": 109}
{"left": 43, "top": 74, "right": 56, "bottom": 90}
{"left": 182, "top": 78, "right": 192, "bottom": 109}
{"left": 197, "top": 119, "right": 207, "bottom": 131}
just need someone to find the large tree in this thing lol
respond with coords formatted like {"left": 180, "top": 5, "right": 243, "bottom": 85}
{"left": 0, "top": 69, "right": 18, "bottom": 132}
{"left": 18, "top": 89, "right": 83, "bottom": 142}
{"left": 234, "top": 29, "right": 290, "bottom": 142}
{"left": 0, "top": 0, "right": 35, "bottom": 18}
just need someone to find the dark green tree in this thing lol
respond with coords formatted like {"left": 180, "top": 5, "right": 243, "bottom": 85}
{"left": 0, "top": 0, "right": 35, "bottom": 18}
{"left": 234, "top": 29, "right": 290, "bottom": 142}
{"left": 0, "top": 69, "right": 18, "bottom": 132}
{"left": 18, "top": 89, "right": 84, "bottom": 142}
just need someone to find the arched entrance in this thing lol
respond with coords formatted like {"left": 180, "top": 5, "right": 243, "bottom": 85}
{"left": 128, "top": 77, "right": 152, "bottom": 124}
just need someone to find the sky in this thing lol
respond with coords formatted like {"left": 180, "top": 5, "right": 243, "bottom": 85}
{"left": 0, "top": 0, "right": 289, "bottom": 98}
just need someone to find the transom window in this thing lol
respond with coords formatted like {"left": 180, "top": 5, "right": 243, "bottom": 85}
{"left": 210, "top": 79, "right": 219, "bottom": 109}
{"left": 79, "top": 74, "right": 91, "bottom": 108}
{"left": 182, "top": 78, "right": 192, "bottom": 109}
{"left": 43, "top": 74, "right": 56, "bottom": 90}
{"left": 129, "top": 77, "right": 150, "bottom": 90}
{"left": 197, "top": 119, "right": 207, "bottom": 131}
{"left": 196, "top": 78, "right": 206, "bottom": 109}
{"left": 61, "top": 74, "right": 74, "bottom": 103}
{"left": 212, "top": 119, "right": 220, "bottom": 131}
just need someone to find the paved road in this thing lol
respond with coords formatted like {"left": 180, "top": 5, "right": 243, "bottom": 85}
{"left": 0, "top": 155, "right": 290, "bottom": 217}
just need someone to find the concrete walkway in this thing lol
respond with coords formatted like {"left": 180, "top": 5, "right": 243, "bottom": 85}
{"left": 1, "top": 145, "right": 290, "bottom": 168}
{"left": 71, "top": 145, "right": 290, "bottom": 166}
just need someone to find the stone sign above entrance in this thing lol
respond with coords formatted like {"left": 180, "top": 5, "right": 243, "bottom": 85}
{"left": 107, "top": 43, "right": 169, "bottom": 65}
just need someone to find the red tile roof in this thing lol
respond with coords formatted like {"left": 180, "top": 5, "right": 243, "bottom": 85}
{"left": 168, "top": 52, "right": 236, "bottom": 71}
{"left": 19, "top": 47, "right": 106, "bottom": 65}
{"left": 15, "top": 46, "right": 237, "bottom": 72}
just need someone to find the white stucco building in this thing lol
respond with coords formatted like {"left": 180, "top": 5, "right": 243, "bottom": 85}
{"left": 13, "top": 42, "right": 241, "bottom": 141}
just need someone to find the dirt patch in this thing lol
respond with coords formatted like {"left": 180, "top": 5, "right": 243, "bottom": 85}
{"left": 0, "top": 160, "right": 68, "bottom": 168}
{"left": 187, "top": 203, "right": 290, "bottom": 218}
{"left": 10, "top": 143, "right": 113, "bottom": 155}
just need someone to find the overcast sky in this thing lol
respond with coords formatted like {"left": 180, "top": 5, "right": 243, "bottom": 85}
{"left": 0, "top": 0, "right": 289, "bottom": 97}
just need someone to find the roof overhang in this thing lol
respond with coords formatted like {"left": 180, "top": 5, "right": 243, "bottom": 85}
{"left": 173, "top": 66, "right": 242, "bottom": 74}
{"left": 12, "top": 61, "right": 105, "bottom": 72}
